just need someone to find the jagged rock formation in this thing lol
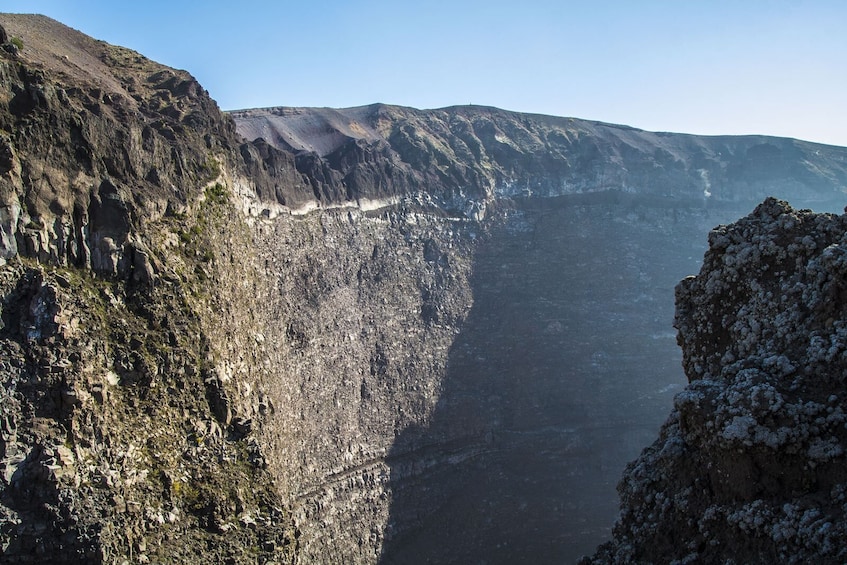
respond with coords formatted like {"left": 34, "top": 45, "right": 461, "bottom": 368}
{"left": 2, "top": 12, "right": 847, "bottom": 565}
{"left": 585, "top": 198, "right": 847, "bottom": 564}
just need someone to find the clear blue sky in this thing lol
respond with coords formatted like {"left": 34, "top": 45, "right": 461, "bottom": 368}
{"left": 5, "top": 1, "right": 847, "bottom": 146}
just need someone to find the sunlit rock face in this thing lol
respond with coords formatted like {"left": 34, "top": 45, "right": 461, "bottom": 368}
{"left": 4, "top": 12, "right": 847, "bottom": 565}
{"left": 585, "top": 199, "right": 847, "bottom": 564}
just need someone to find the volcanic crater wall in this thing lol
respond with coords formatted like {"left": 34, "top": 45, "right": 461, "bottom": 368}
{"left": 3, "top": 13, "right": 847, "bottom": 565}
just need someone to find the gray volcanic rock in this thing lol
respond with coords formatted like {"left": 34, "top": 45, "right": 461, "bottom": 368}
{"left": 585, "top": 198, "right": 847, "bottom": 564}
{"left": 232, "top": 104, "right": 847, "bottom": 213}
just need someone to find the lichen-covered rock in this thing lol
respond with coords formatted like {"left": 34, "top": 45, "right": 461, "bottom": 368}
{"left": 586, "top": 198, "right": 847, "bottom": 564}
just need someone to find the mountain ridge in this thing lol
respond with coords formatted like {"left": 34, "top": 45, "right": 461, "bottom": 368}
{"left": 233, "top": 101, "right": 847, "bottom": 146}
{"left": 232, "top": 103, "right": 847, "bottom": 220}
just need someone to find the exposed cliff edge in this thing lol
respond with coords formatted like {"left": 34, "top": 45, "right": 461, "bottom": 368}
{"left": 585, "top": 198, "right": 847, "bottom": 564}
{"left": 3, "top": 12, "right": 847, "bottom": 565}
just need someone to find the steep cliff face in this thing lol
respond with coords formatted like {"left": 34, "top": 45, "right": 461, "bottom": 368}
{"left": 230, "top": 104, "right": 847, "bottom": 563}
{"left": 241, "top": 207, "right": 477, "bottom": 563}
{"left": 0, "top": 14, "right": 302, "bottom": 563}
{"left": 3, "top": 13, "right": 847, "bottom": 565}
{"left": 586, "top": 198, "right": 847, "bottom": 564}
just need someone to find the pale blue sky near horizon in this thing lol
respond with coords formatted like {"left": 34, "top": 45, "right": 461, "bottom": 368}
{"left": 4, "top": 1, "right": 846, "bottom": 146}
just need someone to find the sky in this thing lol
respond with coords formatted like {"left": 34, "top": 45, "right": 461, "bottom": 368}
{"left": 4, "top": 1, "right": 847, "bottom": 146}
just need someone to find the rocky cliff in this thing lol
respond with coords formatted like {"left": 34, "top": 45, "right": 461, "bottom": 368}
{"left": 585, "top": 198, "right": 847, "bottom": 564}
{"left": 0, "top": 13, "right": 304, "bottom": 564}
{"left": 2, "top": 13, "right": 847, "bottom": 565}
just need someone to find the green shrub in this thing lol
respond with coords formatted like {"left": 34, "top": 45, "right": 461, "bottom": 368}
{"left": 204, "top": 182, "right": 229, "bottom": 205}
{"left": 203, "top": 156, "right": 221, "bottom": 181}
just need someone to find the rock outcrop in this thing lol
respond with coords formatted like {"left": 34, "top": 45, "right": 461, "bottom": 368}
{"left": 586, "top": 198, "right": 847, "bottom": 564}
{"left": 3, "top": 12, "right": 847, "bottom": 565}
